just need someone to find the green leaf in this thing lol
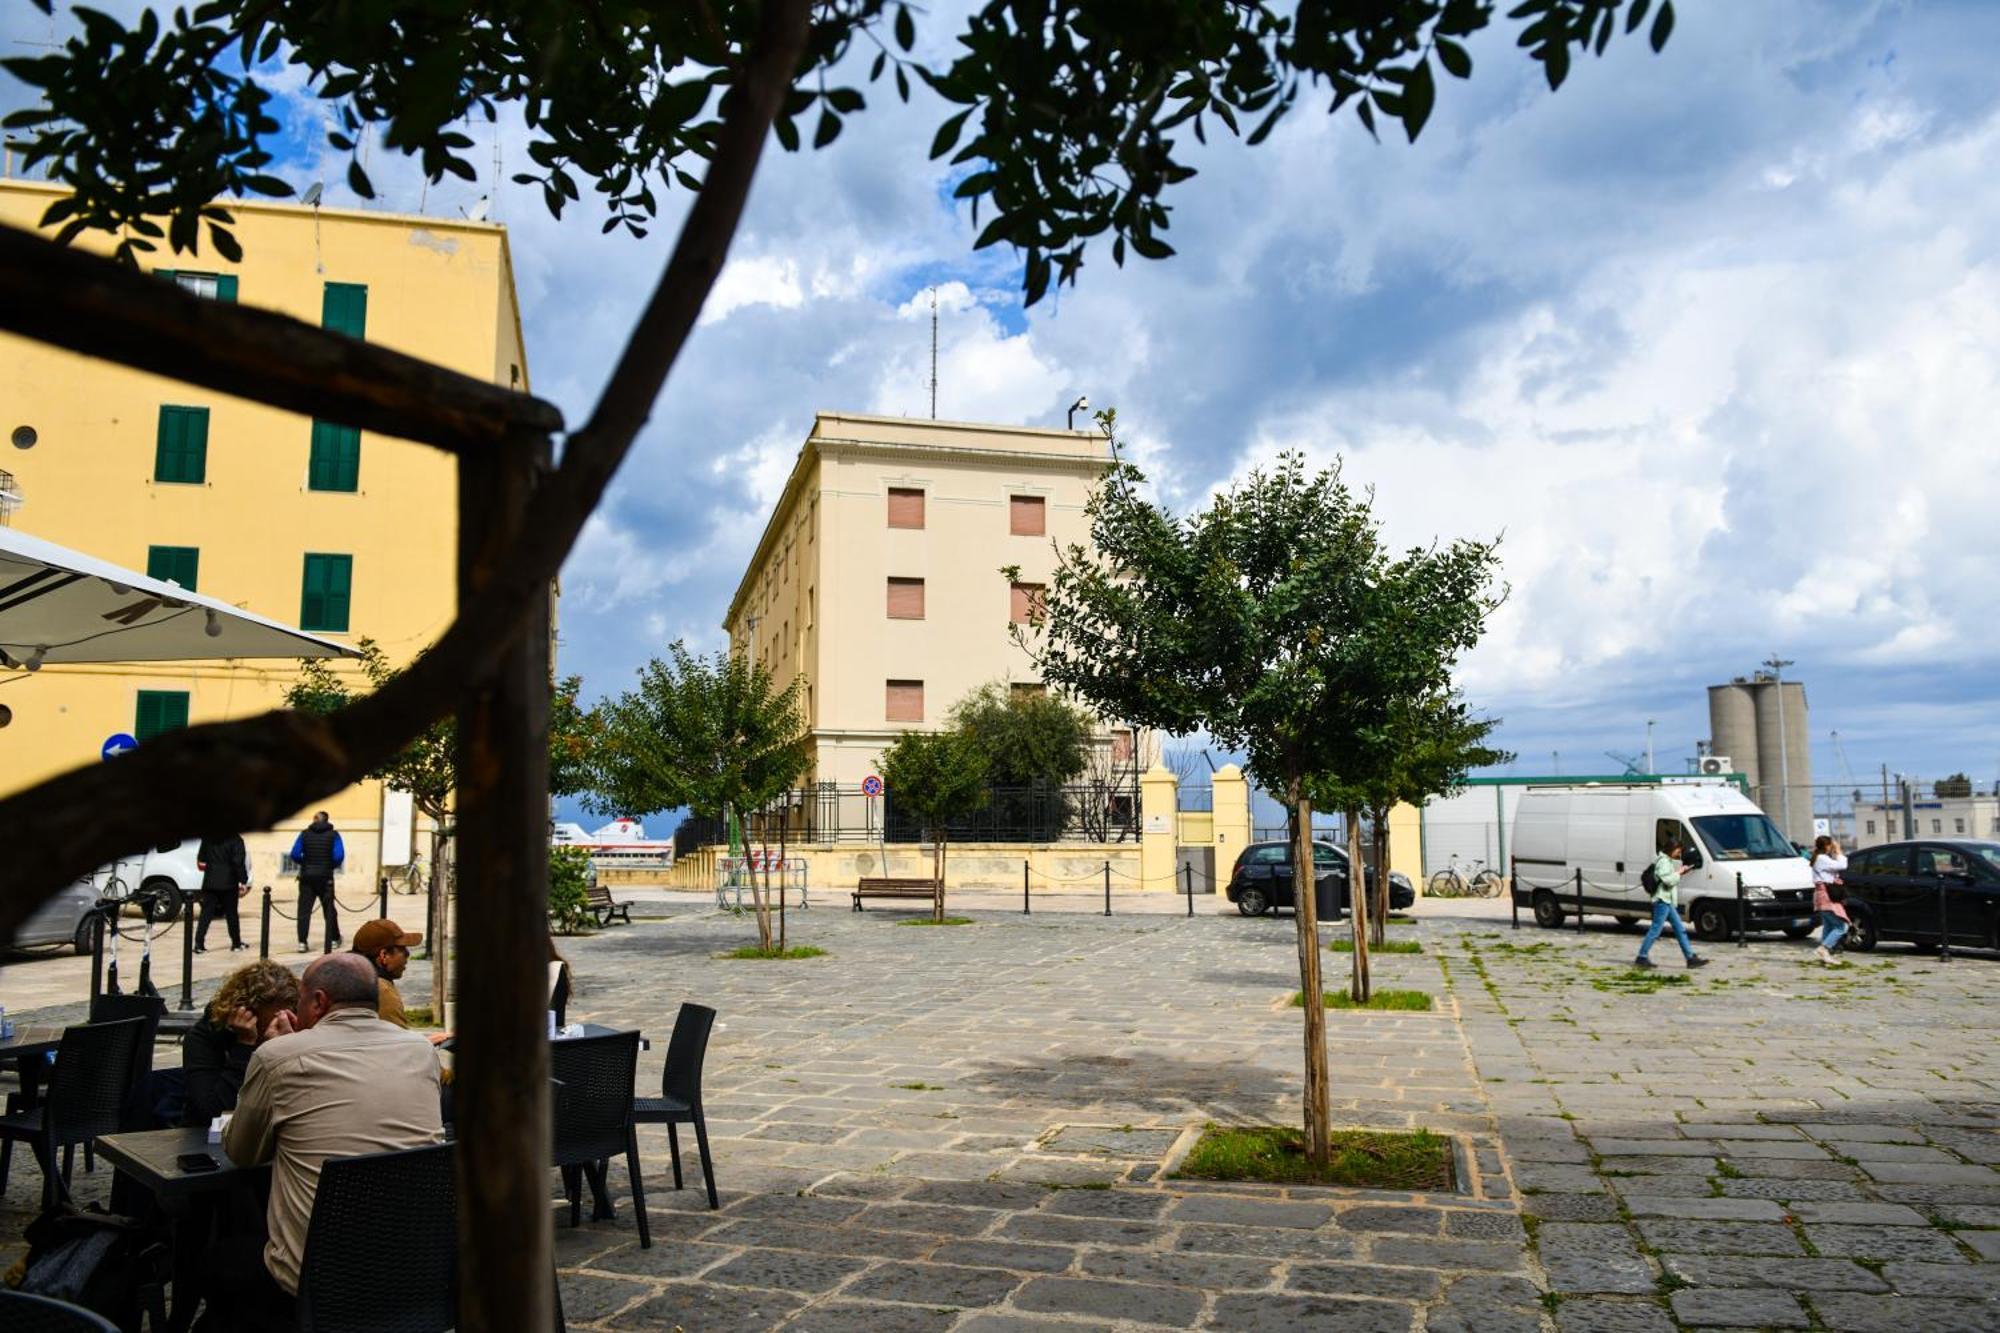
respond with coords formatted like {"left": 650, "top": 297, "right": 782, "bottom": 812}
{"left": 1626, "top": 0, "right": 1653, "bottom": 34}
{"left": 895, "top": 5, "right": 916, "bottom": 52}
{"left": 1436, "top": 38, "right": 1472, "bottom": 80}
{"left": 1128, "top": 231, "right": 1174, "bottom": 260}
{"left": 826, "top": 87, "right": 863, "bottom": 114}
{"left": 813, "top": 109, "right": 842, "bottom": 148}
{"left": 1650, "top": 1, "right": 1675, "bottom": 52}
{"left": 773, "top": 115, "right": 800, "bottom": 152}
{"left": 929, "top": 107, "right": 972, "bottom": 160}
{"left": 1401, "top": 60, "right": 1436, "bottom": 141}
{"left": 208, "top": 223, "right": 242, "bottom": 263}
{"left": 346, "top": 159, "right": 374, "bottom": 199}
{"left": 952, "top": 170, "right": 995, "bottom": 198}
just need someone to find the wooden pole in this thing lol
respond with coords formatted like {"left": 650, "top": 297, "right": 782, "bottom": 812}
{"left": 1347, "top": 809, "right": 1371, "bottom": 1002}
{"left": 1291, "top": 791, "right": 1330, "bottom": 1169}
{"left": 454, "top": 436, "right": 554, "bottom": 1331}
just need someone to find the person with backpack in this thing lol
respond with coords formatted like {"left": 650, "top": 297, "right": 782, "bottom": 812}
{"left": 1810, "top": 834, "right": 1850, "bottom": 966}
{"left": 288, "top": 810, "right": 346, "bottom": 953}
{"left": 1635, "top": 837, "right": 1709, "bottom": 970}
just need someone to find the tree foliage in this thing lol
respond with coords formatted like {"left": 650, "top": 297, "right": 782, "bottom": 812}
{"left": 949, "top": 681, "right": 1092, "bottom": 789}
{"left": 7, "top": 0, "right": 1673, "bottom": 292}
{"left": 880, "top": 727, "right": 989, "bottom": 920}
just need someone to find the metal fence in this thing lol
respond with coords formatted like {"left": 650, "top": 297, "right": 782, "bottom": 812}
{"left": 682, "top": 781, "right": 1145, "bottom": 847}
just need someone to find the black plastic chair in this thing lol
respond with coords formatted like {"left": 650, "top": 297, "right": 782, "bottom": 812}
{"left": 0, "top": 1018, "right": 146, "bottom": 1210}
{"left": 89, "top": 992, "right": 166, "bottom": 1166}
{"left": 549, "top": 1030, "right": 648, "bottom": 1247}
{"left": 548, "top": 960, "right": 571, "bottom": 1030}
{"left": 0, "top": 1289, "right": 121, "bottom": 1333}
{"left": 296, "top": 1141, "right": 455, "bottom": 1333}
{"left": 632, "top": 1003, "right": 719, "bottom": 1210}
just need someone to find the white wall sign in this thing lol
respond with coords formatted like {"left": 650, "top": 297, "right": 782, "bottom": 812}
{"left": 381, "top": 788, "right": 415, "bottom": 866}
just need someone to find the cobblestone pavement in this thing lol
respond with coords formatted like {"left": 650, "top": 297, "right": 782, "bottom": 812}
{"left": 1446, "top": 920, "right": 2000, "bottom": 1333}
{"left": 4, "top": 900, "right": 1995, "bottom": 1331}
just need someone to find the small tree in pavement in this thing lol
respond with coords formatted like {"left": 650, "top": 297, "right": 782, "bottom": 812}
{"left": 880, "top": 729, "right": 990, "bottom": 922}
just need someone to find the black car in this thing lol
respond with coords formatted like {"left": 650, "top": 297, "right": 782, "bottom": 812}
{"left": 1225, "top": 840, "right": 1417, "bottom": 918}
{"left": 1836, "top": 839, "right": 2000, "bottom": 953}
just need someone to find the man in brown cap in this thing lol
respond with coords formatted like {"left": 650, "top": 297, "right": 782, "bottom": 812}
{"left": 351, "top": 918, "right": 423, "bottom": 1030}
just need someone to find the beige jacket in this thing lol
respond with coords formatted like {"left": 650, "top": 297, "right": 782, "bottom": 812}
{"left": 223, "top": 1006, "right": 443, "bottom": 1293}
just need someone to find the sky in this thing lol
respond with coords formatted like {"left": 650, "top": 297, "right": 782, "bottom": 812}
{"left": 8, "top": 2, "right": 2000, "bottom": 823}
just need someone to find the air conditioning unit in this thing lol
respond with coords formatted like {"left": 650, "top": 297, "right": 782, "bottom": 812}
{"left": 1699, "top": 756, "right": 1733, "bottom": 776}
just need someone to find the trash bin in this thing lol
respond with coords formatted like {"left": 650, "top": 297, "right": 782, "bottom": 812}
{"left": 1313, "top": 870, "right": 1344, "bottom": 920}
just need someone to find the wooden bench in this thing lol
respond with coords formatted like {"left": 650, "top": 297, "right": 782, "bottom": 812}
{"left": 586, "top": 883, "right": 632, "bottom": 927}
{"left": 852, "top": 877, "right": 941, "bottom": 912}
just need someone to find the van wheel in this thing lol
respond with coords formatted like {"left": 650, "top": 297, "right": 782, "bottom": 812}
{"left": 1613, "top": 915, "right": 1637, "bottom": 929}
{"left": 136, "top": 878, "right": 185, "bottom": 924}
{"left": 1691, "top": 901, "right": 1732, "bottom": 941}
{"left": 1237, "top": 887, "right": 1270, "bottom": 917}
{"left": 1531, "top": 891, "right": 1564, "bottom": 929}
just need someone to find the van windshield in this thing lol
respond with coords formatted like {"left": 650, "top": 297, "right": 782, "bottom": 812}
{"left": 1692, "top": 814, "right": 1794, "bottom": 861}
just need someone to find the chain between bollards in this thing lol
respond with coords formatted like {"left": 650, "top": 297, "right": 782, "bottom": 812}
{"left": 1103, "top": 862, "right": 1112, "bottom": 917}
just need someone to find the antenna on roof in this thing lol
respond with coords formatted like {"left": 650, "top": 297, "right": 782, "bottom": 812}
{"left": 928, "top": 286, "right": 938, "bottom": 419}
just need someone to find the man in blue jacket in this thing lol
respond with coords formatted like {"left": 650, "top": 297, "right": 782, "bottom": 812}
{"left": 289, "top": 811, "right": 346, "bottom": 952}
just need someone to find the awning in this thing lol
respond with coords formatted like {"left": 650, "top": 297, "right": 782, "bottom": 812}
{"left": 0, "top": 526, "right": 359, "bottom": 664}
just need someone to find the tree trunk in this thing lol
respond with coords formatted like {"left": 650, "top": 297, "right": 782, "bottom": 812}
{"left": 746, "top": 806, "right": 773, "bottom": 952}
{"left": 427, "top": 822, "right": 449, "bottom": 1029}
{"left": 1346, "top": 809, "right": 1371, "bottom": 1002}
{"left": 1370, "top": 807, "right": 1389, "bottom": 950}
{"left": 454, "top": 436, "right": 553, "bottom": 1331}
{"left": 777, "top": 798, "right": 788, "bottom": 952}
{"left": 1290, "top": 788, "right": 1330, "bottom": 1170}
{"left": 935, "top": 832, "right": 947, "bottom": 923}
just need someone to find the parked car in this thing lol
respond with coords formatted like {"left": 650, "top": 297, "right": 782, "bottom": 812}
{"left": 4, "top": 839, "right": 200, "bottom": 955}
{"left": 1226, "top": 840, "right": 1416, "bottom": 918}
{"left": 1833, "top": 839, "right": 2000, "bottom": 954}
{"left": 7, "top": 878, "right": 104, "bottom": 954}
{"left": 1510, "top": 782, "right": 1815, "bottom": 940}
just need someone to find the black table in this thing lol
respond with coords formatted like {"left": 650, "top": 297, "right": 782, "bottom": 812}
{"left": 96, "top": 1127, "right": 268, "bottom": 1333}
{"left": 436, "top": 1020, "right": 646, "bottom": 1053}
{"left": 0, "top": 1024, "right": 62, "bottom": 1109}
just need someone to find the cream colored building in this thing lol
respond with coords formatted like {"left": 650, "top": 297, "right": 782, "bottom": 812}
{"left": 0, "top": 180, "right": 531, "bottom": 889}
{"left": 724, "top": 411, "right": 1143, "bottom": 785}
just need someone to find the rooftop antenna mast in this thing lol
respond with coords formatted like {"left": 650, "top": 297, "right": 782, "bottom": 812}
{"left": 928, "top": 286, "right": 938, "bottom": 419}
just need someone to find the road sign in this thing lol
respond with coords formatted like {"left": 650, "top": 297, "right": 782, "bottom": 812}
{"left": 861, "top": 774, "right": 884, "bottom": 797}
{"left": 101, "top": 732, "right": 138, "bottom": 760}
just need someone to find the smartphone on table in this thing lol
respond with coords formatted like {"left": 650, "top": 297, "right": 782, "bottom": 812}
{"left": 176, "top": 1152, "right": 221, "bottom": 1173}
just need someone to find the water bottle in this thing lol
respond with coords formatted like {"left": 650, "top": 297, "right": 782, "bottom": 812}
{"left": 0, "top": 1005, "right": 11, "bottom": 1041}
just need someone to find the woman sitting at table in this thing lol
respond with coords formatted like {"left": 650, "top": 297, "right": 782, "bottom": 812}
{"left": 180, "top": 959, "right": 300, "bottom": 1127}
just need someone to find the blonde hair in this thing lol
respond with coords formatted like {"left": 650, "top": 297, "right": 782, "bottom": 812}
{"left": 207, "top": 959, "right": 301, "bottom": 1024}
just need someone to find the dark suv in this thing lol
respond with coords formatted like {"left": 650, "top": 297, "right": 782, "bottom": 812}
{"left": 1833, "top": 839, "right": 2000, "bottom": 953}
{"left": 1226, "top": 840, "right": 1416, "bottom": 918}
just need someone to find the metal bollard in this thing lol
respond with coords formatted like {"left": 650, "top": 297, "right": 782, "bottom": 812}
{"left": 1185, "top": 862, "right": 1194, "bottom": 917}
{"left": 1510, "top": 858, "right": 1519, "bottom": 931}
{"left": 1736, "top": 873, "right": 1746, "bottom": 948}
{"left": 179, "top": 897, "right": 196, "bottom": 1010}
{"left": 1023, "top": 861, "right": 1030, "bottom": 916}
{"left": 1104, "top": 862, "right": 1112, "bottom": 917}
{"left": 260, "top": 886, "right": 272, "bottom": 959}
{"left": 379, "top": 875, "right": 390, "bottom": 919}
{"left": 1938, "top": 880, "right": 1952, "bottom": 962}
{"left": 89, "top": 910, "right": 105, "bottom": 1004}
{"left": 1574, "top": 868, "right": 1584, "bottom": 933}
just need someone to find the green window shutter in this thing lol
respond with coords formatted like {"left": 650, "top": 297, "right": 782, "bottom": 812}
{"left": 321, "top": 282, "right": 368, "bottom": 339}
{"left": 301, "top": 554, "right": 353, "bottom": 632}
{"left": 145, "top": 545, "right": 199, "bottom": 591}
{"left": 307, "top": 421, "right": 361, "bottom": 492}
{"left": 154, "top": 406, "right": 209, "bottom": 484}
{"left": 135, "top": 690, "right": 190, "bottom": 742}
{"left": 216, "top": 274, "right": 238, "bottom": 302}
{"left": 156, "top": 269, "right": 176, "bottom": 283}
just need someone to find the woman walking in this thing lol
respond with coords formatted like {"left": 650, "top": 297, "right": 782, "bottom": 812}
{"left": 1810, "top": 834, "right": 1849, "bottom": 966}
{"left": 1635, "top": 837, "right": 1709, "bottom": 970}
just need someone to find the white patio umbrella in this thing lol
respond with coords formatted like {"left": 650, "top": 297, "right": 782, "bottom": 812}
{"left": 0, "top": 525, "right": 358, "bottom": 666}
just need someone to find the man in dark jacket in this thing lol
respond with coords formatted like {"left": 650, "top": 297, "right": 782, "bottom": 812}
{"left": 289, "top": 811, "right": 346, "bottom": 952}
{"left": 194, "top": 832, "right": 250, "bottom": 952}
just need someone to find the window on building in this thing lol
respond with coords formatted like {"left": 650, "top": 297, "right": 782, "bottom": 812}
{"left": 307, "top": 421, "right": 361, "bottom": 492}
{"left": 159, "top": 270, "right": 237, "bottom": 301}
{"left": 300, "top": 553, "right": 354, "bottom": 632}
{"left": 886, "top": 679, "right": 924, "bottom": 722}
{"left": 809, "top": 497, "right": 818, "bottom": 541}
{"left": 807, "top": 586, "right": 815, "bottom": 629}
{"left": 1932, "top": 818, "right": 1943, "bottom": 834}
{"left": 322, "top": 282, "right": 369, "bottom": 339}
{"left": 146, "top": 545, "right": 199, "bottom": 591}
{"left": 887, "top": 487, "right": 924, "bottom": 529}
{"left": 886, "top": 577, "right": 925, "bottom": 620}
{"left": 1887, "top": 817, "right": 1897, "bottom": 836}
{"left": 1010, "top": 682, "right": 1046, "bottom": 702}
{"left": 1009, "top": 494, "right": 1046, "bottom": 536}
{"left": 1955, "top": 817, "right": 1966, "bottom": 834}
{"left": 1111, "top": 729, "right": 1134, "bottom": 763}
{"left": 1865, "top": 819, "right": 1876, "bottom": 835}
{"left": 1010, "top": 581, "right": 1046, "bottom": 624}
{"left": 154, "top": 406, "right": 210, "bottom": 484}
{"left": 135, "top": 690, "right": 189, "bottom": 742}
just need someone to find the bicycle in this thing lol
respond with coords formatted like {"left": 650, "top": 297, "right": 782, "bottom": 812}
{"left": 1428, "top": 853, "right": 1505, "bottom": 899}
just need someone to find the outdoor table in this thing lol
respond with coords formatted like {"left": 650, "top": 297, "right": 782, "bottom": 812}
{"left": 95, "top": 1126, "right": 269, "bottom": 1333}
{"left": 0, "top": 1024, "right": 63, "bottom": 1109}
{"left": 437, "top": 1020, "right": 648, "bottom": 1053}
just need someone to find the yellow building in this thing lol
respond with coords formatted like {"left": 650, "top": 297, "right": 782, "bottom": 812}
{"left": 0, "top": 180, "right": 530, "bottom": 889}
{"left": 724, "top": 411, "right": 1151, "bottom": 785}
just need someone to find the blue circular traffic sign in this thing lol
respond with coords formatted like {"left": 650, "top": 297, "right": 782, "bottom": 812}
{"left": 101, "top": 733, "right": 139, "bottom": 760}
{"left": 861, "top": 774, "right": 884, "bottom": 797}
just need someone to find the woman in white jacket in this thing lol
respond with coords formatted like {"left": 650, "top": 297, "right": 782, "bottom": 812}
{"left": 1810, "top": 835, "right": 1849, "bottom": 965}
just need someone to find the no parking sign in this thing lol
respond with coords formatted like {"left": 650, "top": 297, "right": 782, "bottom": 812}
{"left": 861, "top": 774, "right": 884, "bottom": 797}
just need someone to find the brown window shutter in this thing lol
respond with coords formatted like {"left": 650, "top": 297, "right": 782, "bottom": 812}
{"left": 886, "top": 679, "right": 924, "bottom": 722}
{"left": 1010, "top": 682, "right": 1046, "bottom": 702}
{"left": 1112, "top": 729, "right": 1134, "bottom": 762}
{"left": 886, "top": 577, "right": 925, "bottom": 620}
{"left": 1009, "top": 495, "right": 1046, "bottom": 536}
{"left": 1010, "top": 582, "right": 1045, "bottom": 624}
{"left": 887, "top": 488, "right": 925, "bottom": 528}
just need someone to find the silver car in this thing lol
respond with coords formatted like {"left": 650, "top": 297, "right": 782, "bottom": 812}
{"left": 8, "top": 879, "right": 103, "bottom": 953}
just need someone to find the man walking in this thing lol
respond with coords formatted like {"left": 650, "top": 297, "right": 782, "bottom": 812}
{"left": 216, "top": 952, "right": 442, "bottom": 1326}
{"left": 194, "top": 832, "right": 250, "bottom": 952}
{"left": 289, "top": 810, "right": 346, "bottom": 952}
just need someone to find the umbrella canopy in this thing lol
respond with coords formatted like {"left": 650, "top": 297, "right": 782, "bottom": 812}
{"left": 0, "top": 526, "right": 359, "bottom": 665}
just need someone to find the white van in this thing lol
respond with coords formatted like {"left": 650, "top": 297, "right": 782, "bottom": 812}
{"left": 1510, "top": 782, "right": 1815, "bottom": 940}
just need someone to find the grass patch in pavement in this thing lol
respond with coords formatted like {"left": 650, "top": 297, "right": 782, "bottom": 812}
{"left": 1328, "top": 938, "right": 1423, "bottom": 954}
{"left": 1590, "top": 969, "right": 1690, "bottom": 994}
{"left": 719, "top": 944, "right": 828, "bottom": 960}
{"left": 1289, "top": 988, "right": 1433, "bottom": 1011}
{"left": 1174, "top": 1124, "right": 1454, "bottom": 1190}
{"left": 893, "top": 916, "right": 975, "bottom": 926}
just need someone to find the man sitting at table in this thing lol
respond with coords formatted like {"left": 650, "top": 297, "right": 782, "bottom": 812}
{"left": 212, "top": 951, "right": 442, "bottom": 1327}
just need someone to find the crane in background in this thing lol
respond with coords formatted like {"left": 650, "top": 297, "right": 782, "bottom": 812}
{"left": 1605, "top": 750, "right": 1645, "bottom": 777}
